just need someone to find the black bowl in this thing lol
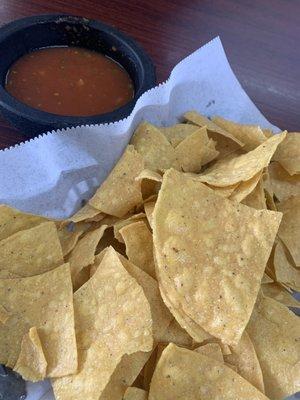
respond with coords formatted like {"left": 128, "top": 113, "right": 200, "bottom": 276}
{"left": 0, "top": 14, "right": 156, "bottom": 137}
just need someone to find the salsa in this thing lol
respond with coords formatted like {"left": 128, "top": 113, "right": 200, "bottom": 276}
{"left": 5, "top": 47, "right": 134, "bottom": 116}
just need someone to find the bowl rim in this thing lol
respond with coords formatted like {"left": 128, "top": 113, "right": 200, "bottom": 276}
{"left": 0, "top": 14, "right": 156, "bottom": 126}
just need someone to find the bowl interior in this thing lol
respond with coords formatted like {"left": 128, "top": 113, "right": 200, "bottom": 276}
{"left": 0, "top": 16, "right": 146, "bottom": 100}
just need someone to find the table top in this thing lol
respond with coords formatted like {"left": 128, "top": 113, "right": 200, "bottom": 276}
{"left": 1, "top": 0, "right": 299, "bottom": 149}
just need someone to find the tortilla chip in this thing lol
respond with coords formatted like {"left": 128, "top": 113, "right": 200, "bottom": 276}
{"left": 117, "top": 253, "right": 172, "bottom": 342}
{"left": 174, "top": 127, "right": 218, "bottom": 172}
{"left": 277, "top": 195, "right": 300, "bottom": 266}
{"left": 261, "top": 283, "right": 300, "bottom": 308}
{"left": 135, "top": 169, "right": 162, "bottom": 200}
{"left": 96, "top": 226, "right": 126, "bottom": 256}
{"left": 183, "top": 111, "right": 243, "bottom": 145}
{"left": 206, "top": 183, "right": 239, "bottom": 198}
{"left": 156, "top": 266, "right": 212, "bottom": 343}
{"left": 197, "top": 132, "right": 286, "bottom": 187}
{"left": 144, "top": 201, "right": 156, "bottom": 229}
{"left": 89, "top": 145, "right": 144, "bottom": 217}
{"left": 160, "top": 319, "right": 193, "bottom": 348}
{"left": 268, "top": 162, "right": 300, "bottom": 201}
{"left": 153, "top": 169, "right": 282, "bottom": 345}
{"left": 120, "top": 221, "right": 156, "bottom": 279}
{"left": 0, "top": 304, "right": 9, "bottom": 324}
{"left": 57, "top": 225, "right": 84, "bottom": 257}
{"left": 69, "top": 203, "right": 103, "bottom": 223}
{"left": 0, "top": 222, "right": 63, "bottom": 278}
{"left": 224, "top": 331, "right": 265, "bottom": 393}
{"left": 226, "top": 362, "right": 241, "bottom": 373}
{"left": 229, "top": 172, "right": 262, "bottom": 202}
{"left": 261, "top": 274, "right": 273, "bottom": 284}
{"left": 114, "top": 213, "right": 146, "bottom": 243}
{"left": 212, "top": 116, "right": 267, "bottom": 151}
{"left": 194, "top": 343, "right": 224, "bottom": 363}
{"left": 242, "top": 178, "right": 267, "bottom": 210}
{"left": 262, "top": 129, "right": 273, "bottom": 138}
{"left": 148, "top": 344, "right": 269, "bottom": 400}
{"left": 123, "top": 387, "right": 148, "bottom": 400}
{"left": 142, "top": 347, "right": 160, "bottom": 391}
{"left": 0, "top": 205, "right": 49, "bottom": 241}
{"left": 208, "top": 132, "right": 244, "bottom": 159}
{"left": 160, "top": 123, "right": 200, "bottom": 147}
{"left": 273, "top": 241, "right": 300, "bottom": 291}
{"left": 52, "top": 247, "right": 153, "bottom": 400}
{"left": 100, "top": 351, "right": 152, "bottom": 400}
{"left": 67, "top": 225, "right": 107, "bottom": 289}
{"left": 201, "top": 139, "right": 220, "bottom": 165}
{"left": 247, "top": 296, "right": 300, "bottom": 399}
{"left": 0, "top": 263, "right": 77, "bottom": 377}
{"left": 14, "top": 326, "right": 47, "bottom": 382}
{"left": 130, "top": 122, "right": 180, "bottom": 172}
{"left": 273, "top": 132, "right": 300, "bottom": 175}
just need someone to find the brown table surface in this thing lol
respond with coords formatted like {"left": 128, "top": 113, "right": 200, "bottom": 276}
{"left": 0, "top": 0, "right": 299, "bottom": 149}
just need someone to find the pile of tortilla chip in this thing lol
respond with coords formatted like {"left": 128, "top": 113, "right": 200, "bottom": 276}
{"left": 0, "top": 112, "right": 299, "bottom": 400}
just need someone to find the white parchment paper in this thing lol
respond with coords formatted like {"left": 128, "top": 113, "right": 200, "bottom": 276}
{"left": 1, "top": 37, "right": 297, "bottom": 400}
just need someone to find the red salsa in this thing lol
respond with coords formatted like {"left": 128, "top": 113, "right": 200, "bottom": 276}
{"left": 5, "top": 47, "right": 134, "bottom": 116}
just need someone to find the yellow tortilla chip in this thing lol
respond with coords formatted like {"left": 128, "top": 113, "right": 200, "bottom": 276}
{"left": 201, "top": 139, "right": 220, "bottom": 165}
{"left": 67, "top": 225, "right": 107, "bottom": 288}
{"left": 160, "top": 123, "right": 200, "bottom": 147}
{"left": 153, "top": 169, "right": 282, "bottom": 345}
{"left": 0, "top": 263, "right": 77, "bottom": 377}
{"left": 114, "top": 213, "right": 146, "bottom": 243}
{"left": 57, "top": 225, "right": 84, "bottom": 257}
{"left": 142, "top": 346, "right": 160, "bottom": 391}
{"left": 144, "top": 201, "right": 156, "bottom": 229}
{"left": 247, "top": 296, "right": 300, "bottom": 399}
{"left": 268, "top": 161, "right": 300, "bottom": 201}
{"left": 96, "top": 226, "right": 126, "bottom": 256}
{"left": 123, "top": 387, "right": 148, "bottom": 400}
{"left": 212, "top": 116, "right": 267, "bottom": 151}
{"left": 273, "top": 241, "right": 300, "bottom": 291}
{"left": 174, "top": 127, "right": 218, "bottom": 172}
{"left": 120, "top": 221, "right": 156, "bottom": 279}
{"left": 224, "top": 331, "right": 265, "bottom": 393}
{"left": 229, "top": 172, "right": 262, "bottom": 202}
{"left": 197, "top": 132, "right": 286, "bottom": 187}
{"left": 156, "top": 265, "right": 212, "bottom": 343}
{"left": 261, "top": 282, "right": 300, "bottom": 308}
{"left": 183, "top": 111, "right": 244, "bottom": 145}
{"left": 262, "top": 129, "right": 273, "bottom": 138}
{"left": 242, "top": 178, "right": 267, "bottom": 210}
{"left": 277, "top": 195, "right": 300, "bottom": 266}
{"left": 130, "top": 122, "right": 180, "bottom": 172}
{"left": 117, "top": 253, "right": 172, "bottom": 342}
{"left": 136, "top": 169, "right": 162, "bottom": 199}
{"left": 69, "top": 203, "right": 103, "bottom": 223}
{"left": 208, "top": 132, "right": 244, "bottom": 159}
{"left": 0, "top": 304, "right": 9, "bottom": 324}
{"left": 160, "top": 318, "right": 193, "bottom": 348}
{"left": 273, "top": 132, "right": 300, "bottom": 175}
{"left": 148, "top": 344, "right": 269, "bottom": 400}
{"left": 261, "top": 274, "right": 273, "bottom": 283}
{"left": 0, "top": 205, "right": 49, "bottom": 241}
{"left": 100, "top": 351, "right": 152, "bottom": 400}
{"left": 184, "top": 111, "right": 244, "bottom": 159}
{"left": 0, "top": 222, "right": 63, "bottom": 278}
{"left": 89, "top": 145, "right": 144, "bottom": 217}
{"left": 14, "top": 326, "right": 47, "bottom": 382}
{"left": 52, "top": 247, "right": 153, "bottom": 400}
{"left": 194, "top": 342, "right": 224, "bottom": 363}
{"left": 206, "top": 183, "right": 239, "bottom": 198}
